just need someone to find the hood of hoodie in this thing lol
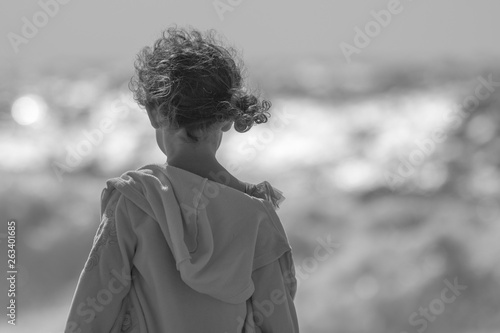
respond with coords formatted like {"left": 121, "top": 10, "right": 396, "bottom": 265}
{"left": 101, "top": 163, "right": 291, "bottom": 304}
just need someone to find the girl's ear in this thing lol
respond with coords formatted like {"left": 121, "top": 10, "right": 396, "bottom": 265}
{"left": 221, "top": 121, "right": 233, "bottom": 132}
{"left": 146, "top": 105, "right": 160, "bottom": 129}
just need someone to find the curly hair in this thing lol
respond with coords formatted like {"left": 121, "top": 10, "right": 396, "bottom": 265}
{"left": 129, "top": 26, "right": 271, "bottom": 141}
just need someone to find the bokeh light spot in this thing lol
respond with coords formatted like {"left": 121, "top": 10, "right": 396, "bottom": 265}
{"left": 11, "top": 94, "right": 47, "bottom": 126}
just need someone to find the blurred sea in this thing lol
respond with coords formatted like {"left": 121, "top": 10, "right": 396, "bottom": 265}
{"left": 0, "top": 57, "right": 499, "bottom": 332}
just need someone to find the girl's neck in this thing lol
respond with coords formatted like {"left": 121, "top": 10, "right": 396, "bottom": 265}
{"left": 167, "top": 155, "right": 247, "bottom": 194}
{"left": 159, "top": 125, "right": 246, "bottom": 193}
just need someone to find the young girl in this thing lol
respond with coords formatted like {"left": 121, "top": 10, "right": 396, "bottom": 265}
{"left": 65, "top": 26, "right": 299, "bottom": 333}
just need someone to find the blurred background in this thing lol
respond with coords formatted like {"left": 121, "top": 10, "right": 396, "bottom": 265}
{"left": 1, "top": 0, "right": 500, "bottom": 332}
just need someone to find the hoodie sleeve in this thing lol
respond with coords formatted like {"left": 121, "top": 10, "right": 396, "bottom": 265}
{"left": 248, "top": 254, "right": 299, "bottom": 333}
{"left": 246, "top": 199, "right": 299, "bottom": 332}
{"left": 65, "top": 189, "right": 137, "bottom": 333}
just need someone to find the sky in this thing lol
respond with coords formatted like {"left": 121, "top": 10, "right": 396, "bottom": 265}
{"left": 0, "top": 0, "right": 499, "bottom": 73}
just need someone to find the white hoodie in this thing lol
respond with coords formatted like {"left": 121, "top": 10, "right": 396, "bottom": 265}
{"left": 65, "top": 163, "right": 299, "bottom": 333}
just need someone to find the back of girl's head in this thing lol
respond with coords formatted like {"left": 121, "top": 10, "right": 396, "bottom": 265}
{"left": 129, "top": 26, "right": 271, "bottom": 141}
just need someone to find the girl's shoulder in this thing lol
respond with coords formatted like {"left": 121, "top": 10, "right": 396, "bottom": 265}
{"left": 244, "top": 181, "right": 285, "bottom": 209}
